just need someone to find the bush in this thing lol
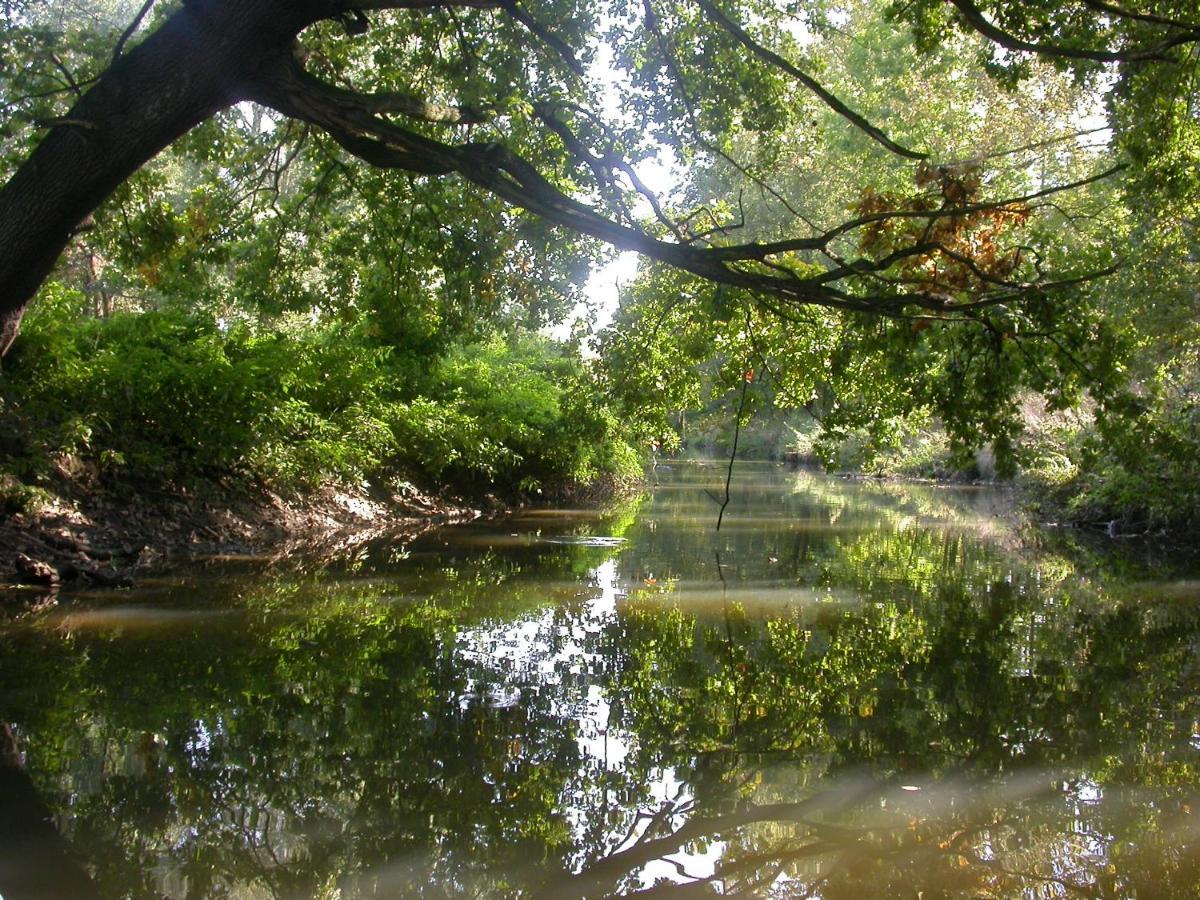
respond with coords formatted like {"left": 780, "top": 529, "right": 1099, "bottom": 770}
{"left": 0, "top": 289, "right": 640, "bottom": 500}
{"left": 407, "top": 334, "right": 641, "bottom": 493}
{"left": 1019, "top": 354, "right": 1200, "bottom": 531}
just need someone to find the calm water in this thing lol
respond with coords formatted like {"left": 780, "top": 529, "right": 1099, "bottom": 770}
{"left": 3, "top": 462, "right": 1200, "bottom": 898}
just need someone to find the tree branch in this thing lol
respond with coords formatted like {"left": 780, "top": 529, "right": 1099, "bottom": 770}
{"left": 703, "top": 165, "right": 1124, "bottom": 262}
{"left": 641, "top": 0, "right": 823, "bottom": 229}
{"left": 1077, "top": 0, "right": 1200, "bottom": 33}
{"left": 247, "top": 49, "right": 1120, "bottom": 326}
{"left": 534, "top": 102, "right": 687, "bottom": 239}
{"left": 715, "top": 366, "right": 751, "bottom": 531}
{"left": 691, "top": 0, "right": 926, "bottom": 159}
{"left": 948, "top": 0, "right": 1198, "bottom": 62}
{"left": 355, "top": 90, "right": 492, "bottom": 124}
{"left": 499, "top": 0, "right": 586, "bottom": 77}
{"left": 111, "top": 0, "right": 156, "bottom": 64}
{"left": 347, "top": 0, "right": 505, "bottom": 10}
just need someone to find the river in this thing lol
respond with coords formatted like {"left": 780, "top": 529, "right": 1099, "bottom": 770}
{"left": 2, "top": 461, "right": 1200, "bottom": 897}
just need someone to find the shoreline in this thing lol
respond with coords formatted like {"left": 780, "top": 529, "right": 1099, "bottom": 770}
{"left": 1, "top": 470, "right": 641, "bottom": 592}
{"left": 0, "top": 477, "right": 487, "bottom": 592}
{"left": 6, "top": 460, "right": 1188, "bottom": 594}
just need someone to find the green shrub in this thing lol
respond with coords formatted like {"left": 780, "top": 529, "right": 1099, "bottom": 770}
{"left": 1019, "top": 353, "right": 1200, "bottom": 530}
{"left": 1, "top": 287, "right": 639, "bottom": 499}
{"left": 404, "top": 333, "right": 641, "bottom": 493}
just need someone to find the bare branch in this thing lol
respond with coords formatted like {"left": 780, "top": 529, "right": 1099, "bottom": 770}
{"left": 111, "top": 0, "right": 156, "bottom": 64}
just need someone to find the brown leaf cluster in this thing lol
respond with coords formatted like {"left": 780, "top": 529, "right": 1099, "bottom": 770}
{"left": 855, "top": 163, "right": 1032, "bottom": 297}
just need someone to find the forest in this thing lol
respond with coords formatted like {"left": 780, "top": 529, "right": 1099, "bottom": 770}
{"left": 0, "top": 0, "right": 1198, "bottom": 545}
{"left": 3, "top": 2, "right": 1200, "bottom": 897}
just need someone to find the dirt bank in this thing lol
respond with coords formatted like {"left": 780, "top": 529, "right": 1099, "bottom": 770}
{"left": 0, "top": 476, "right": 487, "bottom": 590}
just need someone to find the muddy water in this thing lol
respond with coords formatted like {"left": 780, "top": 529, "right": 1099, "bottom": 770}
{"left": 2, "top": 462, "right": 1200, "bottom": 897}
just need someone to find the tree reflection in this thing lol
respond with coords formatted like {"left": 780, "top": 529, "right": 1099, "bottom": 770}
{"left": 1, "top": 467, "right": 1198, "bottom": 898}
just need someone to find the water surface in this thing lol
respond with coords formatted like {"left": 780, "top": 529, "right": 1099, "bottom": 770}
{"left": 3, "top": 462, "right": 1200, "bottom": 897}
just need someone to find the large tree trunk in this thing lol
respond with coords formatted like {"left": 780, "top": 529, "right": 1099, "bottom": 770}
{"left": 0, "top": 0, "right": 335, "bottom": 357}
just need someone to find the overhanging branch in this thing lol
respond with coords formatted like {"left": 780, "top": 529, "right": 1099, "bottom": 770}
{"left": 246, "top": 48, "right": 1122, "bottom": 325}
{"left": 948, "top": 0, "right": 1200, "bottom": 62}
{"left": 347, "top": 0, "right": 505, "bottom": 10}
{"left": 1079, "top": 0, "right": 1200, "bottom": 32}
{"left": 111, "top": 0, "right": 156, "bottom": 63}
{"left": 354, "top": 90, "right": 492, "bottom": 124}
{"left": 692, "top": 0, "right": 926, "bottom": 159}
{"left": 500, "top": 0, "right": 586, "bottom": 77}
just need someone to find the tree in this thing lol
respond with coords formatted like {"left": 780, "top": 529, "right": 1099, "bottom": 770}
{"left": 597, "top": 0, "right": 1132, "bottom": 468}
{"left": 3, "top": 0, "right": 1185, "bottom": 361}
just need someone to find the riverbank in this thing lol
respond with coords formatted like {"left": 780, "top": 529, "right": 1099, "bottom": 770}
{"left": 8, "top": 453, "right": 1185, "bottom": 594}
{"left": 0, "top": 464, "right": 645, "bottom": 591}
{"left": 0, "top": 308, "right": 644, "bottom": 592}
{"left": 726, "top": 452, "right": 1196, "bottom": 545}
{"left": 0, "top": 474, "right": 488, "bottom": 590}
{"left": 812, "top": 463, "right": 1192, "bottom": 541}
{"left": 781, "top": 428, "right": 1200, "bottom": 539}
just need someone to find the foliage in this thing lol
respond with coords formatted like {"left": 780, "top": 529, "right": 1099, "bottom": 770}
{"left": 0, "top": 0, "right": 1197, "bottom": 525}
{"left": 893, "top": 0, "right": 1200, "bottom": 211}
{"left": 585, "top": 0, "right": 1200, "bottom": 530}
{"left": 393, "top": 333, "right": 642, "bottom": 491}
{"left": 0, "top": 289, "right": 638, "bottom": 496}
{"left": 1018, "top": 351, "right": 1200, "bottom": 531}
{"left": 596, "top": 0, "right": 1132, "bottom": 479}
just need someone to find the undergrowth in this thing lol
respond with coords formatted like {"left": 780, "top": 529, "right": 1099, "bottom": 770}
{"left": 0, "top": 284, "right": 640, "bottom": 507}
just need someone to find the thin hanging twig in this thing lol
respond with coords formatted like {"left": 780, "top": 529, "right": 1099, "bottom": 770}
{"left": 713, "top": 367, "right": 752, "bottom": 531}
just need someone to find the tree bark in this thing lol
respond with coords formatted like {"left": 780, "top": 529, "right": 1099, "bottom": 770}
{"left": 0, "top": 0, "right": 337, "bottom": 356}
